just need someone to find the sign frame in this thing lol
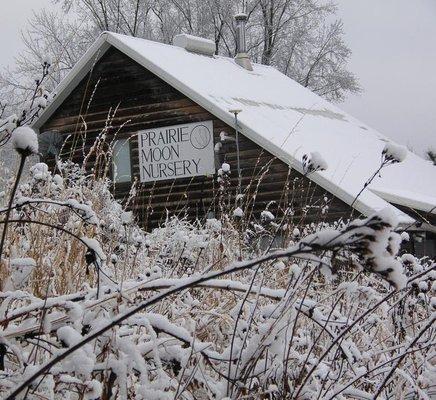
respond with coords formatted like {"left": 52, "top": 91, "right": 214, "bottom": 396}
{"left": 138, "top": 120, "right": 215, "bottom": 183}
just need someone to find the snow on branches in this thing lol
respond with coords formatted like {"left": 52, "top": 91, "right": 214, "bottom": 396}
{"left": 0, "top": 161, "right": 434, "bottom": 399}
{"left": 0, "top": 59, "right": 52, "bottom": 150}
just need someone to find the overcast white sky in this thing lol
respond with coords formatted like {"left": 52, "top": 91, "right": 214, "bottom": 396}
{"left": 335, "top": 0, "right": 436, "bottom": 156}
{"left": 1, "top": 0, "right": 435, "bottom": 156}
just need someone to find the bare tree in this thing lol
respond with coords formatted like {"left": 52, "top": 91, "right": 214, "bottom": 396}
{"left": 0, "top": 9, "right": 93, "bottom": 113}
{"left": 426, "top": 149, "right": 436, "bottom": 165}
{"left": 0, "top": 0, "right": 360, "bottom": 113}
{"left": 245, "top": 0, "right": 360, "bottom": 101}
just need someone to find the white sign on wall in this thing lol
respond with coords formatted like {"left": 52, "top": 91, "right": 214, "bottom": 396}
{"left": 138, "top": 120, "right": 215, "bottom": 182}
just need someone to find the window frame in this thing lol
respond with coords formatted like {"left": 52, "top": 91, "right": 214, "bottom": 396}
{"left": 112, "top": 138, "right": 132, "bottom": 184}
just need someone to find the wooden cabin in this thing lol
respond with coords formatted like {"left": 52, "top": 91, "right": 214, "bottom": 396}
{"left": 32, "top": 32, "right": 436, "bottom": 257}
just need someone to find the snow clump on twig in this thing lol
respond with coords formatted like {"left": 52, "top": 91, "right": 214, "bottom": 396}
{"left": 302, "top": 151, "right": 328, "bottom": 174}
{"left": 382, "top": 142, "right": 407, "bottom": 163}
{"left": 11, "top": 126, "right": 39, "bottom": 156}
{"left": 233, "top": 207, "right": 244, "bottom": 218}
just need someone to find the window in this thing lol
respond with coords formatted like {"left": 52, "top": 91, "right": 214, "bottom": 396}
{"left": 38, "top": 131, "right": 63, "bottom": 159}
{"left": 112, "top": 139, "right": 131, "bottom": 183}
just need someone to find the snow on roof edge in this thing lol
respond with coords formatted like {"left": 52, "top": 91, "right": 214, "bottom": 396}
{"left": 371, "top": 188, "right": 436, "bottom": 215}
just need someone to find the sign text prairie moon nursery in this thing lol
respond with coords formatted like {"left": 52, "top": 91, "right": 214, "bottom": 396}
{"left": 138, "top": 121, "right": 215, "bottom": 182}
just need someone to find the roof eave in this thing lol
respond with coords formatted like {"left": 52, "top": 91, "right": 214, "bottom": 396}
{"left": 370, "top": 188, "right": 436, "bottom": 215}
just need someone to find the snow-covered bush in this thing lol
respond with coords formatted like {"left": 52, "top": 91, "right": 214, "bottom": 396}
{"left": 0, "top": 156, "right": 435, "bottom": 399}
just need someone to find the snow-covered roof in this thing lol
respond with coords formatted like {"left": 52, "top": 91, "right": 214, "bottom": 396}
{"left": 33, "top": 32, "right": 436, "bottom": 225}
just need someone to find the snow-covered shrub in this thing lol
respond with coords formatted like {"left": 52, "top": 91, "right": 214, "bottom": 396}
{"left": 0, "top": 155, "right": 434, "bottom": 399}
{"left": 0, "top": 161, "right": 149, "bottom": 295}
{"left": 0, "top": 74, "right": 434, "bottom": 398}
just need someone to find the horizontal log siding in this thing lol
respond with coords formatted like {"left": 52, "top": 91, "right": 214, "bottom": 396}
{"left": 41, "top": 47, "right": 352, "bottom": 230}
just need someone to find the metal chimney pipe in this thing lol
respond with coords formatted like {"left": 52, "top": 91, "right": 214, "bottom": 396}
{"left": 235, "top": 13, "right": 247, "bottom": 53}
{"left": 234, "top": 13, "right": 253, "bottom": 71}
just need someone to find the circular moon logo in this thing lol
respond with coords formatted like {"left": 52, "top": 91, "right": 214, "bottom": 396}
{"left": 190, "top": 125, "right": 212, "bottom": 150}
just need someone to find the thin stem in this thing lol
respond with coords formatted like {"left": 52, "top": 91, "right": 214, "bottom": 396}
{"left": 292, "top": 288, "right": 401, "bottom": 399}
{"left": 0, "top": 155, "right": 26, "bottom": 259}
{"left": 373, "top": 314, "right": 435, "bottom": 399}
{"left": 350, "top": 163, "right": 385, "bottom": 211}
{"left": 325, "top": 341, "right": 435, "bottom": 400}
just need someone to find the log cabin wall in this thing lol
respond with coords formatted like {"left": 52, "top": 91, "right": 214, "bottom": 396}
{"left": 40, "top": 46, "right": 352, "bottom": 230}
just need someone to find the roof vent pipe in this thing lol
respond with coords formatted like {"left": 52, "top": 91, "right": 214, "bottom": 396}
{"left": 234, "top": 13, "right": 253, "bottom": 71}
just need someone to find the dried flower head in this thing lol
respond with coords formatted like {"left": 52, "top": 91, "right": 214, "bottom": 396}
{"left": 11, "top": 126, "right": 39, "bottom": 156}
{"left": 382, "top": 142, "right": 407, "bottom": 164}
{"left": 302, "top": 151, "right": 328, "bottom": 174}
